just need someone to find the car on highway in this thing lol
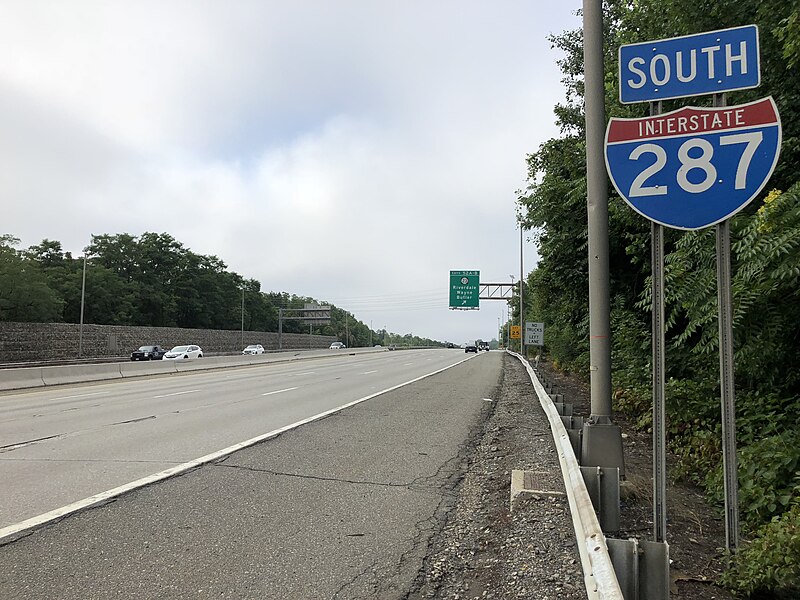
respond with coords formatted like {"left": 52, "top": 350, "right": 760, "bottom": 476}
{"left": 130, "top": 345, "right": 167, "bottom": 361}
{"left": 242, "top": 344, "right": 264, "bottom": 355}
{"left": 465, "top": 344, "right": 478, "bottom": 353}
{"left": 329, "top": 342, "right": 346, "bottom": 349}
{"left": 162, "top": 345, "right": 203, "bottom": 360}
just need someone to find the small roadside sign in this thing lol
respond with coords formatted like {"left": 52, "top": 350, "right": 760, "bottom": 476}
{"left": 525, "top": 322, "right": 544, "bottom": 346}
{"left": 619, "top": 25, "right": 760, "bottom": 104}
{"left": 449, "top": 270, "right": 479, "bottom": 309}
{"left": 510, "top": 325, "right": 521, "bottom": 340}
{"left": 605, "top": 97, "right": 781, "bottom": 230}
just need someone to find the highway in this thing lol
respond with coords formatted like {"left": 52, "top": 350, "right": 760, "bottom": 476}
{"left": 0, "top": 348, "right": 474, "bottom": 530}
{"left": 0, "top": 349, "right": 504, "bottom": 599}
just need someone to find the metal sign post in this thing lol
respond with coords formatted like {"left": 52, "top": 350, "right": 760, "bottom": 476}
{"left": 714, "top": 92, "right": 741, "bottom": 552}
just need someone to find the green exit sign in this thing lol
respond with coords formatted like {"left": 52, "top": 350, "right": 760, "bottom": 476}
{"left": 449, "top": 270, "right": 480, "bottom": 309}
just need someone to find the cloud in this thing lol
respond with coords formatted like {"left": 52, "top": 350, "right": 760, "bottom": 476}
{"left": 0, "top": 1, "right": 580, "bottom": 342}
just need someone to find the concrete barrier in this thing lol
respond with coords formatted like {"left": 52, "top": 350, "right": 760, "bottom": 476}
{"left": 40, "top": 363, "right": 123, "bottom": 387}
{"left": 0, "top": 345, "right": 397, "bottom": 391}
{"left": 172, "top": 356, "right": 242, "bottom": 372}
{"left": 119, "top": 360, "right": 179, "bottom": 378}
{"left": 0, "top": 367, "right": 46, "bottom": 391}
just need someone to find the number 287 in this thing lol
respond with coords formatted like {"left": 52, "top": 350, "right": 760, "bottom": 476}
{"left": 628, "top": 132, "right": 763, "bottom": 197}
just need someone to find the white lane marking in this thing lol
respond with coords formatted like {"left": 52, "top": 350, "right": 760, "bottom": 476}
{"left": 50, "top": 392, "right": 104, "bottom": 401}
{"left": 262, "top": 387, "right": 298, "bottom": 396}
{"left": 152, "top": 390, "right": 199, "bottom": 399}
{"left": 0, "top": 354, "right": 474, "bottom": 543}
{"left": 298, "top": 372, "right": 315, "bottom": 376}
{"left": 362, "top": 370, "right": 378, "bottom": 375}
{"left": 484, "top": 398, "right": 494, "bottom": 402}
{"left": 403, "top": 363, "right": 413, "bottom": 366}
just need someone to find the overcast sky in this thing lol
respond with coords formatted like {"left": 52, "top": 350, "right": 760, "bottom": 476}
{"left": 1, "top": 1, "right": 581, "bottom": 344}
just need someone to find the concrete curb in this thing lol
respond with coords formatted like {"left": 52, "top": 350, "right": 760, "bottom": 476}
{"left": 508, "top": 351, "right": 624, "bottom": 600}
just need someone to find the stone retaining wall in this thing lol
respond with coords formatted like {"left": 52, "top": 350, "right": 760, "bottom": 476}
{"left": 0, "top": 322, "right": 337, "bottom": 363}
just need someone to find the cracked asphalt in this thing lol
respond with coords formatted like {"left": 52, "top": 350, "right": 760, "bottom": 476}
{"left": 0, "top": 352, "right": 502, "bottom": 599}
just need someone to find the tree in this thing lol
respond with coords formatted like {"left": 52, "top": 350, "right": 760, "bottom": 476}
{"left": 0, "top": 236, "right": 62, "bottom": 322}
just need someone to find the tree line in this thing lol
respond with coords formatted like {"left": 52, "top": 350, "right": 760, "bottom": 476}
{"left": 516, "top": 1, "right": 799, "bottom": 595}
{"left": 0, "top": 232, "right": 440, "bottom": 349}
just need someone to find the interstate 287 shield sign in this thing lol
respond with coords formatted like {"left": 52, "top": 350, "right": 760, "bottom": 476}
{"left": 605, "top": 97, "right": 781, "bottom": 230}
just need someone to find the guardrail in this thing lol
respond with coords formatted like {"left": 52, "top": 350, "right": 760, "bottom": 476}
{"left": 508, "top": 351, "right": 624, "bottom": 600}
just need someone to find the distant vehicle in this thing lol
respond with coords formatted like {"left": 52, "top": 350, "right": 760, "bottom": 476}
{"left": 242, "top": 344, "right": 264, "bottom": 355}
{"left": 477, "top": 341, "right": 490, "bottom": 352}
{"left": 162, "top": 345, "right": 203, "bottom": 360}
{"left": 374, "top": 344, "right": 382, "bottom": 348}
{"left": 465, "top": 344, "right": 478, "bottom": 353}
{"left": 130, "top": 345, "right": 167, "bottom": 361}
{"left": 446, "top": 342, "right": 456, "bottom": 348}
{"left": 329, "top": 342, "right": 346, "bottom": 349}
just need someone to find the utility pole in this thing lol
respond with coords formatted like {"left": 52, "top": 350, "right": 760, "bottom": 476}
{"left": 581, "top": 0, "right": 625, "bottom": 475}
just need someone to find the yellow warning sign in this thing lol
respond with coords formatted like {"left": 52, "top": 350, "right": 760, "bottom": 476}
{"left": 510, "top": 325, "right": 521, "bottom": 339}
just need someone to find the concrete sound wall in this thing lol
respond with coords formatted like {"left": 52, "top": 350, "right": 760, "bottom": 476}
{"left": 0, "top": 322, "right": 336, "bottom": 363}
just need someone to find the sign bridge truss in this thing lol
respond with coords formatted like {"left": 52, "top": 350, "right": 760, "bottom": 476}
{"left": 479, "top": 282, "right": 517, "bottom": 300}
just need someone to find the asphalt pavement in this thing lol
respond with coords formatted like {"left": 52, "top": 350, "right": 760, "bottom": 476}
{"left": 0, "top": 351, "right": 502, "bottom": 599}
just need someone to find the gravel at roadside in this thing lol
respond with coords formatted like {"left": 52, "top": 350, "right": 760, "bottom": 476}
{"left": 409, "top": 354, "right": 585, "bottom": 599}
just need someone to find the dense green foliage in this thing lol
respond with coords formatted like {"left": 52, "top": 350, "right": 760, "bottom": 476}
{"left": 0, "top": 232, "right": 440, "bottom": 349}
{"left": 517, "top": 1, "right": 800, "bottom": 595}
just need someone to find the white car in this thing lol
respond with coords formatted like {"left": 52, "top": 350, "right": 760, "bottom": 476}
{"left": 242, "top": 344, "right": 264, "bottom": 355}
{"left": 162, "top": 345, "right": 203, "bottom": 360}
{"left": 329, "top": 342, "right": 346, "bottom": 349}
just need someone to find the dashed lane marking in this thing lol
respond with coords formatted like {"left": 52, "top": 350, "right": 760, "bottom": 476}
{"left": 262, "top": 387, "right": 299, "bottom": 396}
{"left": 153, "top": 390, "right": 200, "bottom": 399}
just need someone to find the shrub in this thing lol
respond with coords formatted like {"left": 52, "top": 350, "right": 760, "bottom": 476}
{"left": 723, "top": 498, "right": 800, "bottom": 597}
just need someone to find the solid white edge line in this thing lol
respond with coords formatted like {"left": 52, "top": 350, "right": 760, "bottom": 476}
{"left": 0, "top": 353, "right": 478, "bottom": 544}
{"left": 508, "top": 351, "right": 624, "bottom": 600}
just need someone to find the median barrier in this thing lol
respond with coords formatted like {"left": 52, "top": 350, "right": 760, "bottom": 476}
{"left": 0, "top": 367, "right": 46, "bottom": 391}
{"left": 40, "top": 363, "right": 123, "bottom": 387}
{"left": 172, "top": 356, "right": 242, "bottom": 372}
{"left": 0, "top": 346, "right": 400, "bottom": 391}
{"left": 119, "top": 360, "right": 179, "bottom": 378}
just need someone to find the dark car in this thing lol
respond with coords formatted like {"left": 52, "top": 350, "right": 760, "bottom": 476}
{"left": 465, "top": 344, "right": 478, "bottom": 353}
{"left": 130, "top": 345, "right": 167, "bottom": 361}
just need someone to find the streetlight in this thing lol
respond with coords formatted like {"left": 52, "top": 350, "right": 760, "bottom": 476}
{"left": 509, "top": 275, "right": 515, "bottom": 350}
{"left": 241, "top": 286, "right": 245, "bottom": 349}
{"left": 79, "top": 252, "right": 87, "bottom": 358}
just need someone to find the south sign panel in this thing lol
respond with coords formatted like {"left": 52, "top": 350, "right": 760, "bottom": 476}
{"left": 605, "top": 97, "right": 781, "bottom": 230}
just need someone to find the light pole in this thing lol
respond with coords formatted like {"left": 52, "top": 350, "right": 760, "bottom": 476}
{"left": 520, "top": 225, "right": 525, "bottom": 357}
{"left": 582, "top": 0, "right": 624, "bottom": 476}
{"left": 79, "top": 253, "right": 87, "bottom": 358}
{"left": 509, "top": 275, "right": 515, "bottom": 350}
{"left": 241, "top": 286, "right": 245, "bottom": 349}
